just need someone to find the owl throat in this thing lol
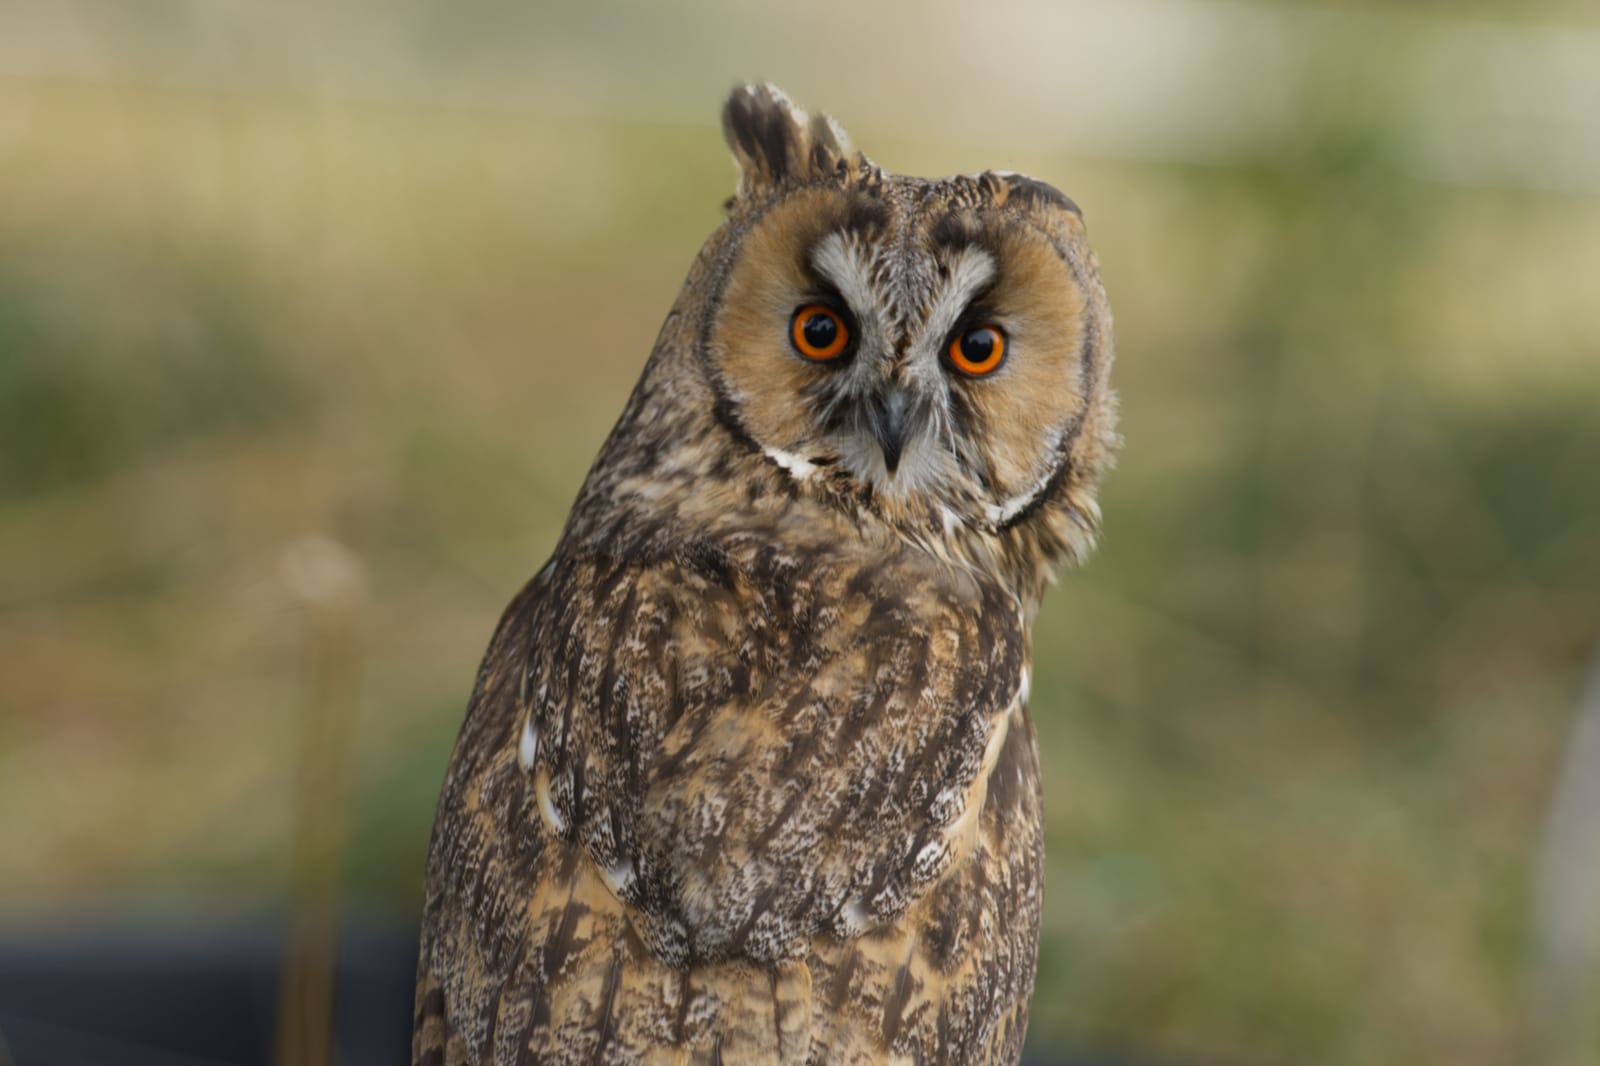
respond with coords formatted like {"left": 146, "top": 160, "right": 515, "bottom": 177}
{"left": 757, "top": 419, "right": 1073, "bottom": 600}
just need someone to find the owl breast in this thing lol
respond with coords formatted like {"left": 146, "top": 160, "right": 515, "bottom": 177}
{"left": 527, "top": 522, "right": 1032, "bottom": 962}
{"left": 415, "top": 502, "right": 1046, "bottom": 1063}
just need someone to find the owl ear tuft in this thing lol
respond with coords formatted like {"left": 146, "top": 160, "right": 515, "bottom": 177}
{"left": 722, "top": 83, "right": 855, "bottom": 200}
{"left": 991, "top": 171, "right": 1083, "bottom": 220}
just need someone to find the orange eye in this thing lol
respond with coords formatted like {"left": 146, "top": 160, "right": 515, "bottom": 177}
{"left": 791, "top": 305, "right": 850, "bottom": 361}
{"left": 947, "top": 324, "right": 1007, "bottom": 376}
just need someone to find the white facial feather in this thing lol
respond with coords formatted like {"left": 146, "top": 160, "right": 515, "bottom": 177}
{"left": 986, "top": 421, "right": 1070, "bottom": 528}
{"left": 806, "top": 236, "right": 1002, "bottom": 504}
{"left": 811, "top": 232, "right": 883, "bottom": 330}
{"left": 763, "top": 445, "right": 819, "bottom": 481}
{"left": 911, "top": 247, "right": 997, "bottom": 362}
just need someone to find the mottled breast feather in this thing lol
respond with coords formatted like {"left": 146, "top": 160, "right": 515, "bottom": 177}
{"left": 417, "top": 527, "right": 1044, "bottom": 1063}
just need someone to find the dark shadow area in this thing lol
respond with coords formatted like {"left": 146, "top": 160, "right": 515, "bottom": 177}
{"left": 0, "top": 913, "right": 413, "bottom": 1066}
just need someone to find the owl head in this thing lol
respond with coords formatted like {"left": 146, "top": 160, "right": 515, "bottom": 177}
{"left": 584, "top": 85, "right": 1118, "bottom": 603}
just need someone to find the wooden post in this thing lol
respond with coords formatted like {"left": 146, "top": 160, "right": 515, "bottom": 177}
{"left": 275, "top": 536, "right": 366, "bottom": 1066}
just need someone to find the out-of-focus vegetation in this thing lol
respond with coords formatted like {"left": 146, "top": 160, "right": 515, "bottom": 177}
{"left": 2, "top": 2, "right": 1599, "bottom": 1064}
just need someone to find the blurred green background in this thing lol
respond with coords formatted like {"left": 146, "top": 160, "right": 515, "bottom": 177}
{"left": 3, "top": 1, "right": 1600, "bottom": 1064}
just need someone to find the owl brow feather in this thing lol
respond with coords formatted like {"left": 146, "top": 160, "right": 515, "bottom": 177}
{"left": 911, "top": 245, "right": 997, "bottom": 367}
{"left": 810, "top": 231, "right": 886, "bottom": 330}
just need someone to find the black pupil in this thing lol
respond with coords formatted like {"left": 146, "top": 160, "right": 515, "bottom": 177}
{"left": 802, "top": 312, "right": 838, "bottom": 350}
{"left": 960, "top": 328, "right": 995, "bottom": 364}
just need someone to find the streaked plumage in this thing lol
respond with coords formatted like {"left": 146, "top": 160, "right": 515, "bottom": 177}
{"left": 415, "top": 84, "right": 1118, "bottom": 1065}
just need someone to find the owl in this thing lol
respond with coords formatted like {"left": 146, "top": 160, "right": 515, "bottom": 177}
{"left": 414, "top": 84, "right": 1118, "bottom": 1065}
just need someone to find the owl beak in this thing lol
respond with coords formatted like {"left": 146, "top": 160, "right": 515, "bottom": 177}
{"left": 867, "top": 386, "right": 918, "bottom": 476}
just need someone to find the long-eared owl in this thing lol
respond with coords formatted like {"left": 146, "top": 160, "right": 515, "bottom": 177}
{"left": 415, "top": 83, "right": 1118, "bottom": 1065}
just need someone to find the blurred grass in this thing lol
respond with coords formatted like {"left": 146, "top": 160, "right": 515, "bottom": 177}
{"left": 1, "top": 46, "right": 1599, "bottom": 1066}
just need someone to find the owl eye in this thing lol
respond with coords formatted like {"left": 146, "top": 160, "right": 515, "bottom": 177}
{"left": 791, "top": 304, "right": 851, "bottom": 361}
{"left": 947, "top": 324, "right": 1007, "bottom": 377}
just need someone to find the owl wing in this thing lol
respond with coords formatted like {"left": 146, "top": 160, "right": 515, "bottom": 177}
{"left": 415, "top": 541, "right": 1030, "bottom": 1065}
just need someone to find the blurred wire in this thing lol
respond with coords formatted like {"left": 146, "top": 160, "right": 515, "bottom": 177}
{"left": 1525, "top": 645, "right": 1600, "bottom": 1066}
